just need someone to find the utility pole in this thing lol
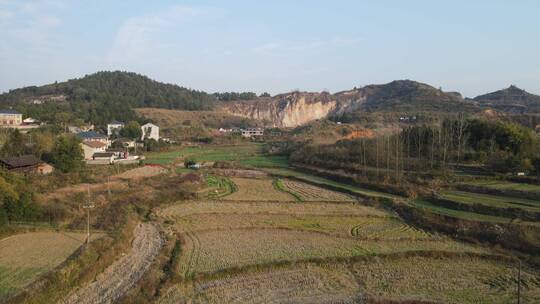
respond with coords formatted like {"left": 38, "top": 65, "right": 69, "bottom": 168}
{"left": 83, "top": 186, "right": 95, "bottom": 245}
{"left": 107, "top": 175, "right": 111, "bottom": 197}
{"left": 517, "top": 260, "right": 522, "bottom": 304}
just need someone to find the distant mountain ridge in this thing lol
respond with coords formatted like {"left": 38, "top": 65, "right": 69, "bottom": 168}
{"left": 2, "top": 71, "right": 539, "bottom": 127}
{"left": 473, "top": 85, "right": 540, "bottom": 113}
{"left": 221, "top": 80, "right": 478, "bottom": 127}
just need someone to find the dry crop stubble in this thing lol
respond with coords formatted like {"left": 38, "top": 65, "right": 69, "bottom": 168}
{"left": 0, "top": 231, "right": 99, "bottom": 299}
{"left": 225, "top": 178, "right": 295, "bottom": 201}
{"left": 280, "top": 179, "right": 356, "bottom": 202}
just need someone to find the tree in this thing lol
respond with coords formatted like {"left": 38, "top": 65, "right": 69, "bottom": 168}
{"left": 120, "top": 121, "right": 142, "bottom": 139}
{"left": 0, "top": 129, "right": 26, "bottom": 157}
{"left": 51, "top": 135, "right": 84, "bottom": 173}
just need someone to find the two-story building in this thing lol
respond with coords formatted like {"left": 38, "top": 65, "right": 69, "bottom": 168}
{"left": 141, "top": 123, "right": 159, "bottom": 141}
{"left": 241, "top": 128, "right": 264, "bottom": 138}
{"left": 0, "top": 109, "right": 23, "bottom": 126}
{"left": 107, "top": 121, "right": 124, "bottom": 137}
{"left": 77, "top": 131, "right": 110, "bottom": 147}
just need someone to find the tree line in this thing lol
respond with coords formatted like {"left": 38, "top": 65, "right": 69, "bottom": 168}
{"left": 290, "top": 116, "right": 540, "bottom": 183}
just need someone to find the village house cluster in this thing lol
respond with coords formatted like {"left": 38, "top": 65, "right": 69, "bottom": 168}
{"left": 0, "top": 109, "right": 42, "bottom": 132}
{"left": 1, "top": 107, "right": 162, "bottom": 171}
{"left": 218, "top": 127, "right": 265, "bottom": 138}
{"left": 76, "top": 121, "right": 160, "bottom": 164}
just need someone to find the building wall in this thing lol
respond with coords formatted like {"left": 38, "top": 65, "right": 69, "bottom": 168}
{"left": 81, "top": 143, "right": 106, "bottom": 159}
{"left": 141, "top": 124, "right": 159, "bottom": 141}
{"left": 107, "top": 124, "right": 124, "bottom": 136}
{"left": 37, "top": 163, "right": 54, "bottom": 174}
{"left": 0, "top": 113, "right": 23, "bottom": 126}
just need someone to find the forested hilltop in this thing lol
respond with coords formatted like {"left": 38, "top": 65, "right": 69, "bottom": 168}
{"left": 0, "top": 71, "right": 216, "bottom": 125}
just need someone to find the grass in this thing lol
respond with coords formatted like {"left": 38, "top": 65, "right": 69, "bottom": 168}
{"left": 264, "top": 168, "right": 401, "bottom": 200}
{"left": 178, "top": 229, "right": 485, "bottom": 275}
{"left": 168, "top": 213, "right": 433, "bottom": 241}
{"left": 146, "top": 144, "right": 290, "bottom": 169}
{"left": 273, "top": 179, "right": 303, "bottom": 201}
{"left": 146, "top": 144, "right": 397, "bottom": 201}
{"left": 468, "top": 179, "right": 540, "bottom": 193}
{"left": 278, "top": 178, "right": 356, "bottom": 202}
{"left": 203, "top": 175, "right": 237, "bottom": 199}
{"left": 411, "top": 199, "right": 540, "bottom": 226}
{"left": 161, "top": 255, "right": 540, "bottom": 304}
{"left": 0, "top": 231, "right": 96, "bottom": 299}
{"left": 224, "top": 178, "right": 295, "bottom": 201}
{"left": 441, "top": 190, "right": 540, "bottom": 212}
{"left": 159, "top": 201, "right": 390, "bottom": 219}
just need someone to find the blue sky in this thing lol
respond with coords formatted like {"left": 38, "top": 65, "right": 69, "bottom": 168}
{"left": 0, "top": 0, "right": 539, "bottom": 97}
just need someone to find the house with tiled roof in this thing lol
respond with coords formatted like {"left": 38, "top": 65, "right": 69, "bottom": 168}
{"left": 81, "top": 140, "right": 107, "bottom": 159}
{"left": 0, "top": 155, "right": 53, "bottom": 175}
{"left": 0, "top": 109, "right": 23, "bottom": 126}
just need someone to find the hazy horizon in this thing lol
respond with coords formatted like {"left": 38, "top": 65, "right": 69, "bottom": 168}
{"left": 1, "top": 0, "right": 539, "bottom": 97}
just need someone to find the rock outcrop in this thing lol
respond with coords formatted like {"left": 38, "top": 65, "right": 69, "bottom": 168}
{"left": 221, "top": 80, "right": 475, "bottom": 127}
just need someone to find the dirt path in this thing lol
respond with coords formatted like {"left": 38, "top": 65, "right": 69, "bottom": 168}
{"left": 60, "top": 223, "right": 163, "bottom": 304}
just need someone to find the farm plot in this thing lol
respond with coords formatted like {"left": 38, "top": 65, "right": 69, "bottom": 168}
{"left": 350, "top": 255, "right": 540, "bottom": 303}
{"left": 441, "top": 190, "right": 540, "bottom": 212}
{"left": 0, "top": 231, "right": 92, "bottom": 299}
{"left": 159, "top": 264, "right": 360, "bottom": 304}
{"left": 225, "top": 178, "right": 294, "bottom": 201}
{"left": 277, "top": 179, "right": 356, "bottom": 201}
{"left": 470, "top": 180, "right": 540, "bottom": 193}
{"left": 171, "top": 213, "right": 434, "bottom": 240}
{"left": 158, "top": 201, "right": 390, "bottom": 219}
{"left": 412, "top": 199, "right": 540, "bottom": 226}
{"left": 201, "top": 175, "right": 237, "bottom": 199}
{"left": 178, "top": 229, "right": 486, "bottom": 275}
{"left": 161, "top": 255, "right": 537, "bottom": 304}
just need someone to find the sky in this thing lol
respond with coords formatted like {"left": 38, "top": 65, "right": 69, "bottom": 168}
{"left": 0, "top": 0, "right": 539, "bottom": 97}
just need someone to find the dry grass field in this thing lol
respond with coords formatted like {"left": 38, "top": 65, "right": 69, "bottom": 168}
{"left": 135, "top": 107, "right": 261, "bottom": 129}
{"left": 178, "top": 229, "right": 486, "bottom": 275}
{"left": 156, "top": 170, "right": 539, "bottom": 304}
{"left": 160, "top": 256, "right": 540, "bottom": 304}
{"left": 225, "top": 178, "right": 294, "bottom": 201}
{"left": 169, "top": 213, "right": 433, "bottom": 240}
{"left": 0, "top": 231, "right": 95, "bottom": 299}
{"left": 158, "top": 201, "right": 389, "bottom": 219}
{"left": 278, "top": 179, "right": 356, "bottom": 201}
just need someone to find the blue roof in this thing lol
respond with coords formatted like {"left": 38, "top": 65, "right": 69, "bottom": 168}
{"left": 77, "top": 131, "right": 107, "bottom": 139}
{"left": 0, "top": 109, "right": 21, "bottom": 115}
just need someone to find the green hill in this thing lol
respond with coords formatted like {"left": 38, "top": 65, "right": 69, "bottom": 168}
{"left": 0, "top": 71, "right": 216, "bottom": 125}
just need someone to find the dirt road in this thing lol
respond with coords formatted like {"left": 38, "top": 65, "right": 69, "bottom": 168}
{"left": 61, "top": 223, "right": 163, "bottom": 304}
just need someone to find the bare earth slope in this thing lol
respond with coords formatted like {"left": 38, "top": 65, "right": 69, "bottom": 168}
{"left": 61, "top": 223, "right": 163, "bottom": 304}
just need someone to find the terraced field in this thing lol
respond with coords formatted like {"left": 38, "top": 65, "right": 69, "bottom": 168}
{"left": 277, "top": 179, "right": 356, "bottom": 201}
{"left": 179, "top": 229, "right": 485, "bottom": 275}
{"left": 202, "top": 175, "right": 237, "bottom": 199}
{"left": 0, "top": 231, "right": 95, "bottom": 299}
{"left": 160, "top": 256, "right": 540, "bottom": 304}
{"left": 157, "top": 172, "right": 539, "bottom": 304}
{"left": 469, "top": 180, "right": 540, "bottom": 193}
{"left": 441, "top": 190, "right": 540, "bottom": 212}
{"left": 225, "top": 178, "right": 294, "bottom": 201}
{"left": 158, "top": 201, "right": 389, "bottom": 219}
{"left": 412, "top": 199, "right": 540, "bottom": 226}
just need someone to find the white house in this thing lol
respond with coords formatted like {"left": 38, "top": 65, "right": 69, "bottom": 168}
{"left": 141, "top": 123, "right": 159, "bottom": 141}
{"left": 81, "top": 140, "right": 107, "bottom": 159}
{"left": 107, "top": 121, "right": 124, "bottom": 137}
{"left": 241, "top": 128, "right": 264, "bottom": 138}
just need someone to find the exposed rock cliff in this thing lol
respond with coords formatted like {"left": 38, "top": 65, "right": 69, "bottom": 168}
{"left": 221, "top": 80, "right": 476, "bottom": 127}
